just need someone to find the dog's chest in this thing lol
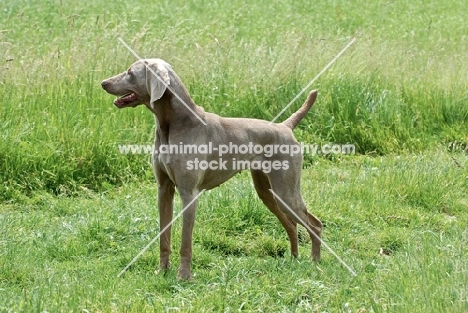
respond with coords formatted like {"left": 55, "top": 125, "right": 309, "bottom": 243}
{"left": 154, "top": 151, "right": 181, "bottom": 183}
{"left": 156, "top": 152, "right": 172, "bottom": 167}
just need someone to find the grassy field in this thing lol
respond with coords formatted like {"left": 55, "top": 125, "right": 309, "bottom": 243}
{"left": 1, "top": 0, "right": 467, "bottom": 311}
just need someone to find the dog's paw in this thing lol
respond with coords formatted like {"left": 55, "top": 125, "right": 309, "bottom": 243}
{"left": 154, "top": 261, "right": 171, "bottom": 276}
{"left": 177, "top": 268, "right": 193, "bottom": 281}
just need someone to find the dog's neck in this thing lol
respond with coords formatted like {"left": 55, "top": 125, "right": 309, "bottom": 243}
{"left": 148, "top": 91, "right": 204, "bottom": 144}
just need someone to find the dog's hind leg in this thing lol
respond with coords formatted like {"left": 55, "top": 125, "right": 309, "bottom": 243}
{"left": 250, "top": 169, "right": 299, "bottom": 258}
{"left": 267, "top": 170, "right": 323, "bottom": 261}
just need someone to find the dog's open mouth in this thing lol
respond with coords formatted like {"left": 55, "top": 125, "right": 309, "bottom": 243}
{"left": 114, "top": 92, "right": 139, "bottom": 108}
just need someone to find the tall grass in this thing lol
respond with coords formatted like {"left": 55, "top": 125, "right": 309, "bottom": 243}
{"left": 1, "top": 0, "right": 467, "bottom": 201}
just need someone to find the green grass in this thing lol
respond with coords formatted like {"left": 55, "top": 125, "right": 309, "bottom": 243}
{"left": 1, "top": 0, "right": 467, "bottom": 198}
{"left": 1, "top": 154, "right": 467, "bottom": 311}
{"left": 1, "top": 0, "right": 468, "bottom": 311}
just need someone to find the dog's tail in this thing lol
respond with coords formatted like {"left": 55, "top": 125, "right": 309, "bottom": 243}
{"left": 281, "top": 90, "right": 318, "bottom": 130}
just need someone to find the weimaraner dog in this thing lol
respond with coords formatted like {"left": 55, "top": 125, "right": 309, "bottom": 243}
{"left": 101, "top": 59, "right": 322, "bottom": 280}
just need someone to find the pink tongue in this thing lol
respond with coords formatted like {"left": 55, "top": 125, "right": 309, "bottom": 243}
{"left": 114, "top": 93, "right": 136, "bottom": 105}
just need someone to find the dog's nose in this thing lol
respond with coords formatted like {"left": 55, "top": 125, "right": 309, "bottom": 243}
{"left": 101, "top": 80, "right": 109, "bottom": 88}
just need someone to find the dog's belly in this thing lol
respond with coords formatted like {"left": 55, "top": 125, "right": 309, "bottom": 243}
{"left": 156, "top": 151, "right": 245, "bottom": 190}
{"left": 199, "top": 169, "right": 241, "bottom": 190}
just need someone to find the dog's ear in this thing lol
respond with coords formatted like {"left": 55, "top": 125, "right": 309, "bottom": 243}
{"left": 145, "top": 60, "right": 170, "bottom": 107}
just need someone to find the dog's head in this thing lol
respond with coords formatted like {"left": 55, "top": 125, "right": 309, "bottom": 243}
{"left": 101, "top": 58, "right": 171, "bottom": 109}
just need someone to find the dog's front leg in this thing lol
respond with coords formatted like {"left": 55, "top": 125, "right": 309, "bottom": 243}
{"left": 177, "top": 190, "right": 199, "bottom": 280}
{"left": 155, "top": 168, "right": 175, "bottom": 274}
